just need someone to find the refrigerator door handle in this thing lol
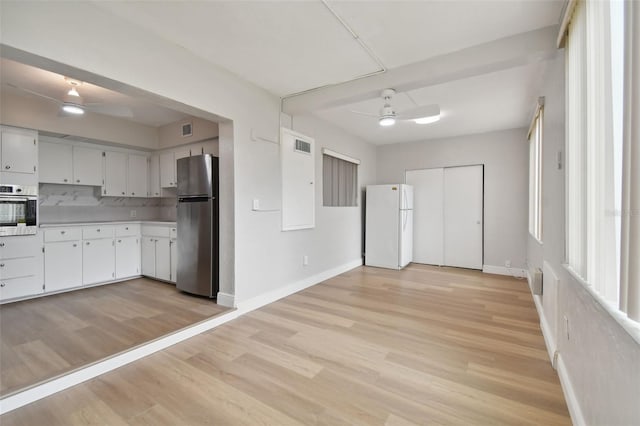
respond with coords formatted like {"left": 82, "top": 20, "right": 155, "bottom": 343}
{"left": 402, "top": 210, "right": 407, "bottom": 231}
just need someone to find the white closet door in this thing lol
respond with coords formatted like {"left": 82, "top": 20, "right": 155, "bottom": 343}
{"left": 443, "top": 165, "right": 483, "bottom": 269}
{"left": 406, "top": 168, "right": 444, "bottom": 265}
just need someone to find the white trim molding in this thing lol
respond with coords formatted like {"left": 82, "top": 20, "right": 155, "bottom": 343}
{"left": 321, "top": 148, "right": 360, "bottom": 165}
{"left": 482, "top": 264, "right": 527, "bottom": 278}
{"left": 215, "top": 292, "right": 235, "bottom": 308}
{"left": 556, "top": 354, "right": 587, "bottom": 426}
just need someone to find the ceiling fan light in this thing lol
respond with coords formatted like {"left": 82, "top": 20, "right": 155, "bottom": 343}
{"left": 413, "top": 115, "right": 440, "bottom": 124}
{"left": 67, "top": 87, "right": 80, "bottom": 97}
{"left": 62, "top": 104, "right": 85, "bottom": 115}
{"left": 379, "top": 116, "right": 396, "bottom": 127}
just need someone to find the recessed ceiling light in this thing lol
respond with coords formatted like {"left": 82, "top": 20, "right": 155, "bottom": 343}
{"left": 62, "top": 104, "right": 84, "bottom": 115}
{"left": 413, "top": 115, "right": 440, "bottom": 124}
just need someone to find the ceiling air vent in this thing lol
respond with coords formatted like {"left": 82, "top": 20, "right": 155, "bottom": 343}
{"left": 182, "top": 122, "right": 193, "bottom": 137}
{"left": 294, "top": 139, "right": 311, "bottom": 154}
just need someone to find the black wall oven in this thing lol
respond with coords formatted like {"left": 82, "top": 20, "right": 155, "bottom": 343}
{"left": 0, "top": 185, "right": 37, "bottom": 236}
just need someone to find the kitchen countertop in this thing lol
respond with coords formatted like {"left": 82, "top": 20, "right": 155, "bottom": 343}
{"left": 39, "top": 220, "right": 176, "bottom": 228}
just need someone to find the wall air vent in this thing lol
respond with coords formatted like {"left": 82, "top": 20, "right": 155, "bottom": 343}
{"left": 294, "top": 139, "right": 311, "bottom": 154}
{"left": 182, "top": 122, "right": 193, "bottom": 137}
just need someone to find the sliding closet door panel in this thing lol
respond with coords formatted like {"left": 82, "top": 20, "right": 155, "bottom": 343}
{"left": 444, "top": 165, "right": 483, "bottom": 269}
{"left": 406, "top": 168, "right": 444, "bottom": 265}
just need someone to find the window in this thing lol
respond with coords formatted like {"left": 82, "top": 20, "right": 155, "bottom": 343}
{"left": 563, "top": 0, "right": 638, "bottom": 322}
{"left": 528, "top": 100, "right": 543, "bottom": 242}
{"left": 322, "top": 149, "right": 359, "bottom": 207}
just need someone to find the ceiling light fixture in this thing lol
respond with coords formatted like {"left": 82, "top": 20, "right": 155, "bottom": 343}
{"left": 379, "top": 116, "right": 396, "bottom": 126}
{"left": 62, "top": 104, "right": 85, "bottom": 115}
{"left": 67, "top": 87, "right": 80, "bottom": 97}
{"left": 413, "top": 115, "right": 440, "bottom": 124}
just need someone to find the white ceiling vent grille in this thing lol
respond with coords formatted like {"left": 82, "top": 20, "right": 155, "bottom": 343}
{"left": 294, "top": 139, "right": 311, "bottom": 154}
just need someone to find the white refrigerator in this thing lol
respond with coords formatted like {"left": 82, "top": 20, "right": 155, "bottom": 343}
{"left": 365, "top": 184, "right": 414, "bottom": 270}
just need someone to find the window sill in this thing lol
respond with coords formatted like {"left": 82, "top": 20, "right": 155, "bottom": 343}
{"left": 563, "top": 264, "right": 640, "bottom": 345}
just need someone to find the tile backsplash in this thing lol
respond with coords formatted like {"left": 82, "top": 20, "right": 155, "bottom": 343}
{"left": 39, "top": 184, "right": 177, "bottom": 223}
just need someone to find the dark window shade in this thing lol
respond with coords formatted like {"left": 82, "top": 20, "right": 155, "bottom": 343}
{"left": 323, "top": 154, "right": 358, "bottom": 207}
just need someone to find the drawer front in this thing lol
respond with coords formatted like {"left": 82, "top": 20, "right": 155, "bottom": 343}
{"left": 115, "top": 224, "right": 141, "bottom": 237}
{"left": 44, "top": 228, "right": 82, "bottom": 242}
{"left": 0, "top": 235, "right": 42, "bottom": 259}
{"left": 141, "top": 226, "right": 170, "bottom": 238}
{"left": 0, "top": 275, "right": 43, "bottom": 302}
{"left": 170, "top": 226, "right": 177, "bottom": 239}
{"left": 83, "top": 226, "right": 114, "bottom": 240}
{"left": 0, "top": 257, "right": 38, "bottom": 280}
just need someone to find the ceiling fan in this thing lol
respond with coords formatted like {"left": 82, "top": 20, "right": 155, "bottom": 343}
{"left": 6, "top": 78, "right": 134, "bottom": 118}
{"left": 350, "top": 89, "right": 440, "bottom": 127}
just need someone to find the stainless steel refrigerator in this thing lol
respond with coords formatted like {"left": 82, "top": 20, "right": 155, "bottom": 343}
{"left": 176, "top": 154, "right": 219, "bottom": 298}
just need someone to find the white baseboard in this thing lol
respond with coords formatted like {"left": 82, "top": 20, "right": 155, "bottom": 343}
{"left": 0, "top": 258, "right": 363, "bottom": 415}
{"left": 532, "top": 294, "right": 556, "bottom": 364}
{"left": 482, "top": 264, "right": 527, "bottom": 278}
{"left": 556, "top": 354, "right": 586, "bottom": 426}
{"left": 216, "top": 292, "right": 235, "bottom": 308}
{"left": 236, "top": 258, "right": 363, "bottom": 312}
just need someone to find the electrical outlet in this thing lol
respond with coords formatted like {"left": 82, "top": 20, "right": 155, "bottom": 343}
{"left": 505, "top": 260, "right": 511, "bottom": 268}
{"left": 564, "top": 315, "right": 570, "bottom": 341}
{"left": 303, "top": 255, "right": 309, "bottom": 266}
{"left": 130, "top": 210, "right": 137, "bottom": 218}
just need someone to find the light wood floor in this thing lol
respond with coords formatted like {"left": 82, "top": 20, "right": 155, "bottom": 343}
{"left": 0, "top": 278, "right": 229, "bottom": 396}
{"left": 1, "top": 265, "right": 570, "bottom": 425}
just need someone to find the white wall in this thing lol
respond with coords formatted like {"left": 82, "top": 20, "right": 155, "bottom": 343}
{"left": 0, "top": 1, "right": 374, "bottom": 306}
{"left": 158, "top": 117, "right": 218, "bottom": 150}
{"left": 528, "top": 55, "right": 640, "bottom": 425}
{"left": 376, "top": 128, "right": 529, "bottom": 270}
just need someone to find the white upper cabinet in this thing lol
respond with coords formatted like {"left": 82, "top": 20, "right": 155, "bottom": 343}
{"left": 148, "top": 154, "right": 160, "bottom": 197}
{"left": 127, "top": 154, "right": 148, "bottom": 197}
{"left": 104, "top": 151, "right": 128, "bottom": 196}
{"left": 1, "top": 126, "right": 37, "bottom": 175}
{"left": 73, "top": 146, "right": 103, "bottom": 186}
{"left": 39, "top": 142, "right": 73, "bottom": 184}
{"left": 160, "top": 151, "right": 175, "bottom": 188}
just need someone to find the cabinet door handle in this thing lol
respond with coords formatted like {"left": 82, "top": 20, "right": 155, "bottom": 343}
{"left": 63, "top": 178, "right": 68, "bottom": 182}
{"left": 0, "top": 242, "right": 4, "bottom": 247}
{"left": 73, "top": 244, "right": 77, "bottom": 247}
{"left": 5, "top": 165, "right": 10, "bottom": 170}
{"left": 0, "top": 264, "right": 4, "bottom": 267}
{"left": 86, "top": 242, "right": 90, "bottom": 246}
{"left": 0, "top": 283, "right": 5, "bottom": 287}
{"left": 97, "top": 229, "right": 101, "bottom": 232}
{"left": 125, "top": 227, "right": 129, "bottom": 230}
{"left": 118, "top": 239, "right": 122, "bottom": 243}
{"left": 76, "top": 179, "right": 80, "bottom": 183}
{"left": 132, "top": 192, "right": 135, "bottom": 196}
{"left": 61, "top": 231, "right": 66, "bottom": 235}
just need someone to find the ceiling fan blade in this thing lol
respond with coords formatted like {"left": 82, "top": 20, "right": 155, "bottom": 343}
{"left": 85, "top": 103, "right": 134, "bottom": 118}
{"left": 349, "top": 110, "right": 378, "bottom": 118}
{"left": 6, "top": 82, "right": 62, "bottom": 105}
{"left": 398, "top": 104, "right": 440, "bottom": 121}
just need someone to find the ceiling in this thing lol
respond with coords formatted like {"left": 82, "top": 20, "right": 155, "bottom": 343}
{"left": 0, "top": 58, "right": 189, "bottom": 127}
{"left": 1, "top": 1, "right": 564, "bottom": 144}
{"left": 96, "top": 0, "right": 563, "bottom": 97}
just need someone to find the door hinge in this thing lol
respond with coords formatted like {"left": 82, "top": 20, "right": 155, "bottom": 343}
{"left": 42, "top": 246, "right": 45, "bottom": 253}
{"left": 42, "top": 284, "right": 45, "bottom": 290}
{"left": 102, "top": 152, "right": 106, "bottom": 157}
{"left": 112, "top": 240, "right": 115, "bottom": 246}
{"left": 34, "top": 166, "right": 37, "bottom": 172}
{"left": 112, "top": 272, "right": 115, "bottom": 278}
{"left": 34, "top": 139, "right": 37, "bottom": 145}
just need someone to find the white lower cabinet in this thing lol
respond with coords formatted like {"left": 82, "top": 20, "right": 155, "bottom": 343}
{"left": 115, "top": 236, "right": 140, "bottom": 279}
{"left": 141, "top": 236, "right": 171, "bottom": 281}
{"left": 83, "top": 238, "right": 115, "bottom": 285}
{"left": 1, "top": 235, "right": 44, "bottom": 302}
{"left": 44, "top": 240, "right": 82, "bottom": 292}
{"left": 155, "top": 238, "right": 171, "bottom": 281}
{"left": 170, "top": 238, "right": 177, "bottom": 283}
